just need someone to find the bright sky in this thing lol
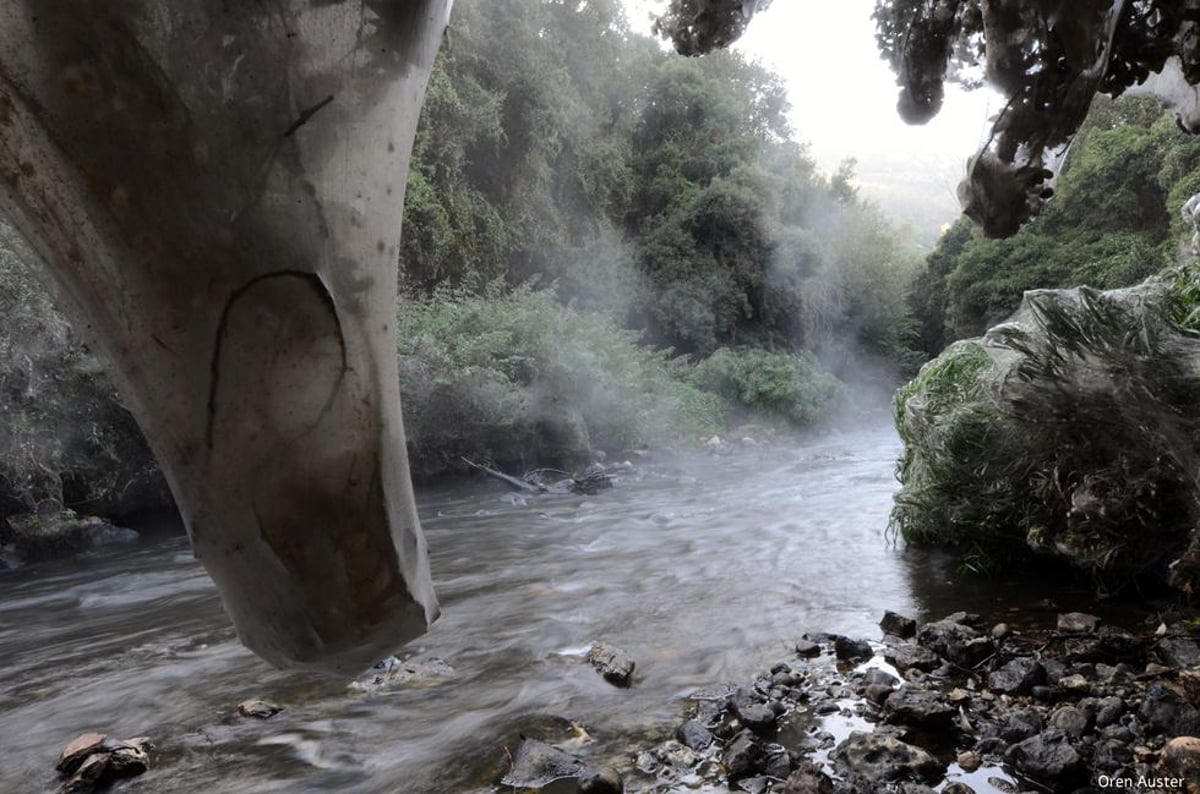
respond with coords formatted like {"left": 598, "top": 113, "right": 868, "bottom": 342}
{"left": 624, "top": 0, "right": 999, "bottom": 209}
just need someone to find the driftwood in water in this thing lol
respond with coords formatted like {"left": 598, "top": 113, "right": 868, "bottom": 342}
{"left": 460, "top": 458, "right": 545, "bottom": 494}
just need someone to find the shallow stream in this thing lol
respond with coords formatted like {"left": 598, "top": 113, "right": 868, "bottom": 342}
{"left": 0, "top": 423, "right": 1125, "bottom": 792}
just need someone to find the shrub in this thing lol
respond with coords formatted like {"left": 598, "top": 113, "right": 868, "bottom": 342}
{"left": 690, "top": 347, "right": 842, "bottom": 426}
{"left": 395, "top": 283, "right": 725, "bottom": 476}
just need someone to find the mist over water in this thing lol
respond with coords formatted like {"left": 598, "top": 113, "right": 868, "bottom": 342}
{"left": 0, "top": 422, "right": 1118, "bottom": 793}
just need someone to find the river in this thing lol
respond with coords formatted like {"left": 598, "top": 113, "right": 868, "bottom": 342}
{"left": 0, "top": 423, "right": 1116, "bottom": 793}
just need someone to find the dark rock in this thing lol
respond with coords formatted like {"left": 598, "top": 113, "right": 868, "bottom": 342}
{"left": 501, "top": 738, "right": 586, "bottom": 789}
{"left": 736, "top": 776, "right": 771, "bottom": 794}
{"left": 880, "top": 611, "right": 917, "bottom": 639}
{"left": 831, "top": 732, "right": 941, "bottom": 784}
{"left": 866, "top": 684, "right": 894, "bottom": 704}
{"left": 1092, "top": 738, "right": 1133, "bottom": 772}
{"left": 941, "top": 785, "right": 977, "bottom": 794}
{"left": 579, "top": 765, "right": 623, "bottom": 794}
{"left": 675, "top": 719, "right": 714, "bottom": 751}
{"left": 350, "top": 655, "right": 455, "bottom": 692}
{"left": 57, "top": 733, "right": 110, "bottom": 776}
{"left": 884, "top": 642, "right": 943, "bottom": 673}
{"left": 236, "top": 699, "right": 282, "bottom": 719}
{"left": 782, "top": 761, "right": 833, "bottom": 794}
{"left": 586, "top": 643, "right": 635, "bottom": 688}
{"left": 1048, "top": 705, "right": 1089, "bottom": 740}
{"left": 1000, "top": 708, "right": 1044, "bottom": 743}
{"left": 1094, "top": 696, "right": 1125, "bottom": 728}
{"left": 1155, "top": 637, "right": 1200, "bottom": 669}
{"left": 723, "top": 730, "right": 766, "bottom": 781}
{"left": 733, "top": 701, "right": 777, "bottom": 735}
{"left": 1004, "top": 731, "right": 1085, "bottom": 788}
{"left": 1062, "top": 626, "right": 1142, "bottom": 663}
{"left": 763, "top": 742, "right": 791, "bottom": 778}
{"left": 987, "top": 657, "right": 1045, "bottom": 695}
{"left": 833, "top": 635, "right": 872, "bottom": 662}
{"left": 1141, "top": 682, "right": 1200, "bottom": 736}
{"left": 58, "top": 735, "right": 151, "bottom": 793}
{"left": 795, "top": 639, "right": 821, "bottom": 658}
{"left": 863, "top": 668, "right": 898, "bottom": 687}
{"left": 3, "top": 510, "right": 138, "bottom": 567}
{"left": 883, "top": 689, "right": 956, "bottom": 730}
{"left": 1056, "top": 612, "right": 1100, "bottom": 634}
{"left": 917, "top": 619, "right": 991, "bottom": 668}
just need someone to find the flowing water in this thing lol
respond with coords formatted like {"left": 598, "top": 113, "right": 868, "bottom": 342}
{"left": 0, "top": 423, "right": 1119, "bottom": 793}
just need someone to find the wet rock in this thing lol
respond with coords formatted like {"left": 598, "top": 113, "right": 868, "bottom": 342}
{"left": 956, "top": 750, "right": 982, "bottom": 772}
{"left": 865, "top": 684, "right": 894, "bottom": 704}
{"left": 763, "top": 742, "right": 791, "bottom": 778}
{"left": 999, "top": 707, "right": 1044, "bottom": 743}
{"left": 782, "top": 760, "right": 833, "bottom": 794}
{"left": 1062, "top": 625, "right": 1142, "bottom": 663}
{"left": 675, "top": 719, "right": 714, "bottom": 751}
{"left": 732, "top": 701, "right": 776, "bottom": 735}
{"left": 349, "top": 655, "right": 455, "bottom": 692}
{"left": 1094, "top": 696, "right": 1125, "bottom": 728}
{"left": 736, "top": 776, "right": 771, "bottom": 794}
{"left": 236, "top": 699, "right": 282, "bottom": 719}
{"left": 882, "top": 688, "right": 956, "bottom": 730}
{"left": 579, "top": 765, "right": 623, "bottom": 794}
{"left": 941, "top": 785, "right": 977, "bottom": 794}
{"left": 987, "top": 657, "right": 1044, "bottom": 695}
{"left": 1004, "top": 731, "right": 1085, "bottom": 788}
{"left": 1056, "top": 612, "right": 1100, "bottom": 634}
{"left": 3, "top": 510, "right": 138, "bottom": 567}
{"left": 831, "top": 732, "right": 941, "bottom": 785}
{"left": 57, "top": 734, "right": 151, "bottom": 793}
{"left": 1158, "top": 736, "right": 1200, "bottom": 794}
{"left": 917, "top": 618, "right": 991, "bottom": 668}
{"left": 586, "top": 643, "right": 635, "bottom": 688}
{"left": 722, "top": 730, "right": 765, "bottom": 781}
{"left": 501, "top": 737, "right": 587, "bottom": 789}
{"left": 880, "top": 611, "right": 917, "bottom": 639}
{"left": 1155, "top": 636, "right": 1200, "bottom": 669}
{"left": 884, "top": 641, "right": 943, "bottom": 673}
{"left": 1141, "top": 682, "right": 1200, "bottom": 736}
{"left": 57, "top": 733, "right": 110, "bottom": 776}
{"left": 833, "top": 635, "right": 872, "bottom": 662}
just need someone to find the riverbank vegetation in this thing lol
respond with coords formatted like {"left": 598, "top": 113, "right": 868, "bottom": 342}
{"left": 0, "top": 0, "right": 920, "bottom": 523}
{"left": 894, "top": 95, "right": 1200, "bottom": 592}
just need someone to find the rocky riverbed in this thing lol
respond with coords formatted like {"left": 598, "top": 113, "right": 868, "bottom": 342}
{"left": 497, "top": 608, "right": 1200, "bottom": 794}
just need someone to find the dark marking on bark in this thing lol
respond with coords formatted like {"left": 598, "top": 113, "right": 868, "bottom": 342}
{"left": 282, "top": 94, "right": 334, "bottom": 137}
{"left": 205, "top": 269, "right": 347, "bottom": 449}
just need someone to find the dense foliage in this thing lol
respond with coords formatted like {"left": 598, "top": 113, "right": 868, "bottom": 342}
{"left": 893, "top": 268, "right": 1200, "bottom": 592}
{"left": 908, "top": 96, "right": 1200, "bottom": 356}
{"left": 398, "top": 0, "right": 921, "bottom": 472}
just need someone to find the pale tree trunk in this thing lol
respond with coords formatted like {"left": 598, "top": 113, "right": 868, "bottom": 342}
{"left": 0, "top": 0, "right": 450, "bottom": 673}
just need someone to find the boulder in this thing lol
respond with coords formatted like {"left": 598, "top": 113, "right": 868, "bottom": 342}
{"left": 501, "top": 738, "right": 586, "bottom": 790}
{"left": 586, "top": 643, "right": 635, "bottom": 688}
{"left": 880, "top": 611, "right": 918, "bottom": 639}
{"left": 916, "top": 618, "right": 991, "bottom": 668}
{"left": 1158, "top": 736, "right": 1200, "bottom": 794}
{"left": 833, "top": 635, "right": 873, "bottom": 661}
{"left": 56, "top": 734, "right": 152, "bottom": 793}
{"left": 882, "top": 689, "right": 956, "bottom": 730}
{"left": 722, "top": 730, "right": 766, "bottom": 781}
{"left": 1056, "top": 612, "right": 1100, "bottom": 634}
{"left": 987, "top": 657, "right": 1045, "bottom": 695}
{"left": 2, "top": 510, "right": 138, "bottom": 568}
{"left": 1004, "top": 731, "right": 1085, "bottom": 788}
{"left": 675, "top": 719, "right": 714, "bottom": 751}
{"left": 884, "top": 641, "right": 943, "bottom": 673}
{"left": 831, "top": 732, "right": 941, "bottom": 785}
{"left": 236, "top": 699, "right": 283, "bottom": 719}
{"left": 782, "top": 761, "right": 833, "bottom": 794}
